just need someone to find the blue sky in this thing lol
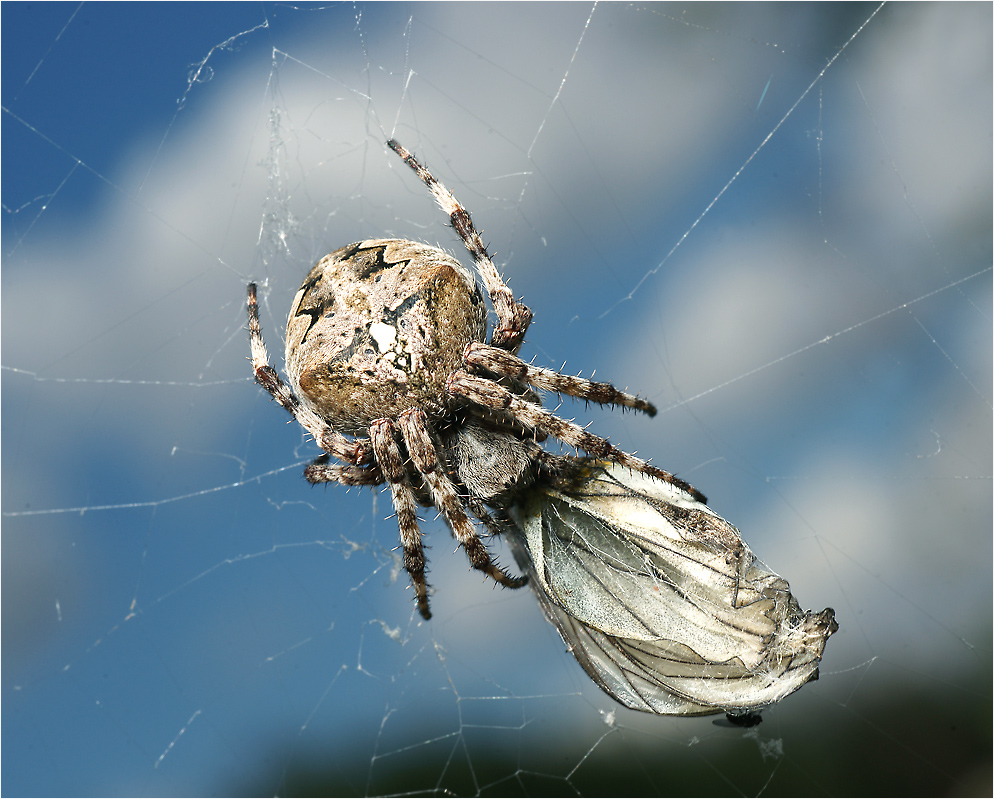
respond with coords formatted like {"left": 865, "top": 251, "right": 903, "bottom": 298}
{"left": 3, "top": 3, "right": 991, "bottom": 796}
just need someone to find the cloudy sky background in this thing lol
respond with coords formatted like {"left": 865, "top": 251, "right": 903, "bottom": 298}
{"left": 3, "top": 3, "right": 990, "bottom": 795}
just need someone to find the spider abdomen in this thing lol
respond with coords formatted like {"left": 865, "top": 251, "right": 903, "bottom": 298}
{"left": 285, "top": 239, "right": 486, "bottom": 435}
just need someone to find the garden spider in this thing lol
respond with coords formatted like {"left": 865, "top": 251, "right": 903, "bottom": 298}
{"left": 247, "top": 139, "right": 700, "bottom": 619}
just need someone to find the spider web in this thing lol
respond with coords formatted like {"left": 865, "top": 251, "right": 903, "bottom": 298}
{"left": 3, "top": 3, "right": 991, "bottom": 796}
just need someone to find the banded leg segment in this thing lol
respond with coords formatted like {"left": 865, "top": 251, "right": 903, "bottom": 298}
{"left": 463, "top": 342, "right": 657, "bottom": 416}
{"left": 304, "top": 455, "right": 383, "bottom": 487}
{"left": 387, "top": 140, "right": 532, "bottom": 352}
{"left": 248, "top": 283, "right": 372, "bottom": 466}
{"left": 398, "top": 408, "right": 527, "bottom": 590}
{"left": 447, "top": 370, "right": 706, "bottom": 503}
{"left": 369, "top": 418, "right": 431, "bottom": 619}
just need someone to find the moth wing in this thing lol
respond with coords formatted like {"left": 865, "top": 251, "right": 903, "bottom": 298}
{"left": 510, "top": 461, "right": 837, "bottom": 716}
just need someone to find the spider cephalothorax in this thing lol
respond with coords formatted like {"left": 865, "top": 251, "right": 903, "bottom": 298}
{"left": 247, "top": 139, "right": 700, "bottom": 619}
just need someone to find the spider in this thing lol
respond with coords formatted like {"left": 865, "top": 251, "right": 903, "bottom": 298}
{"left": 247, "top": 139, "right": 703, "bottom": 619}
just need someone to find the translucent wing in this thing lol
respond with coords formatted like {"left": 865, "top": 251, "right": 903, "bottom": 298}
{"left": 508, "top": 461, "right": 837, "bottom": 716}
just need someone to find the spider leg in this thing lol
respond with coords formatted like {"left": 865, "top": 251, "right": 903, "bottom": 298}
{"left": 247, "top": 283, "right": 372, "bottom": 466}
{"left": 448, "top": 370, "right": 706, "bottom": 503}
{"left": 463, "top": 342, "right": 657, "bottom": 416}
{"left": 398, "top": 408, "right": 528, "bottom": 591}
{"left": 387, "top": 140, "right": 533, "bottom": 353}
{"left": 369, "top": 418, "right": 432, "bottom": 619}
{"left": 304, "top": 454, "right": 384, "bottom": 487}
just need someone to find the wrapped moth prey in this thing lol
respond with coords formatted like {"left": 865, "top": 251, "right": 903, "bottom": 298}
{"left": 509, "top": 460, "right": 837, "bottom": 717}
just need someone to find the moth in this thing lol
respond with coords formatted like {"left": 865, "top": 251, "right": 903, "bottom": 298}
{"left": 508, "top": 459, "right": 838, "bottom": 717}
